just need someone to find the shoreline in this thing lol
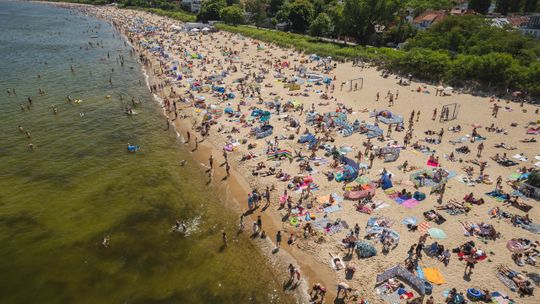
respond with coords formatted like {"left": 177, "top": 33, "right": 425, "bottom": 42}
{"left": 97, "top": 5, "right": 316, "bottom": 303}
{"left": 39, "top": 2, "right": 540, "bottom": 304}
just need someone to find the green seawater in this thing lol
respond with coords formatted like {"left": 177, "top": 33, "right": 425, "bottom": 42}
{"left": 0, "top": 2, "right": 291, "bottom": 303}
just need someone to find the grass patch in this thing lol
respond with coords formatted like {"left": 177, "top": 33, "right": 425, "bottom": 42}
{"left": 143, "top": 8, "right": 196, "bottom": 23}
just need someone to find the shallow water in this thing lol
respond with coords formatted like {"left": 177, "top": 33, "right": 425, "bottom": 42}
{"left": 0, "top": 2, "right": 291, "bottom": 303}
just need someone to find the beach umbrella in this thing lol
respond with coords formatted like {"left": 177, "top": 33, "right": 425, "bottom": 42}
{"left": 428, "top": 228, "right": 446, "bottom": 239}
{"left": 202, "top": 27, "right": 210, "bottom": 31}
{"left": 190, "top": 28, "right": 200, "bottom": 32}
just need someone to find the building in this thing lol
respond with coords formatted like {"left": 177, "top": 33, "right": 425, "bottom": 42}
{"left": 181, "top": 0, "right": 202, "bottom": 13}
{"left": 521, "top": 14, "right": 540, "bottom": 39}
{"left": 412, "top": 10, "right": 448, "bottom": 30}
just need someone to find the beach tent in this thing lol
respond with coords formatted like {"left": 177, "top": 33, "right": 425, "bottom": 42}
{"left": 376, "top": 265, "right": 426, "bottom": 295}
{"left": 254, "top": 125, "right": 273, "bottom": 139}
{"left": 443, "top": 87, "right": 453, "bottom": 95}
{"left": 356, "top": 240, "right": 377, "bottom": 258}
{"left": 335, "top": 165, "right": 358, "bottom": 182}
{"left": 381, "top": 173, "right": 393, "bottom": 190}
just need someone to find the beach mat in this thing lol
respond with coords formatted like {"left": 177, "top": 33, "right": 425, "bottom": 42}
{"left": 376, "top": 285, "right": 401, "bottom": 304}
{"left": 423, "top": 268, "right": 446, "bottom": 285}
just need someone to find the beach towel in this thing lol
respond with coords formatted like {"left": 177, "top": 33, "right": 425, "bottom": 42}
{"left": 311, "top": 218, "right": 331, "bottom": 230}
{"left": 402, "top": 198, "right": 420, "bottom": 208}
{"left": 486, "top": 191, "right": 507, "bottom": 202}
{"left": 402, "top": 217, "right": 418, "bottom": 226}
{"left": 323, "top": 205, "right": 342, "bottom": 214}
{"left": 423, "top": 268, "right": 446, "bottom": 285}
{"left": 491, "top": 292, "right": 512, "bottom": 304}
{"left": 512, "top": 154, "right": 528, "bottom": 162}
{"left": 419, "top": 222, "right": 431, "bottom": 234}
{"left": 521, "top": 222, "right": 540, "bottom": 234}
{"left": 416, "top": 266, "right": 425, "bottom": 279}
{"left": 497, "top": 273, "right": 517, "bottom": 292}
{"left": 376, "top": 285, "right": 401, "bottom": 304}
{"left": 427, "top": 160, "right": 440, "bottom": 167}
{"left": 384, "top": 188, "right": 397, "bottom": 195}
{"left": 395, "top": 197, "right": 406, "bottom": 204}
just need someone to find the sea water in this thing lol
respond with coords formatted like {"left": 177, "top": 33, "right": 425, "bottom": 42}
{"left": 0, "top": 2, "right": 291, "bottom": 303}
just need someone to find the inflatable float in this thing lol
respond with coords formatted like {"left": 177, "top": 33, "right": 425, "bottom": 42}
{"left": 127, "top": 144, "right": 140, "bottom": 153}
{"left": 344, "top": 186, "right": 376, "bottom": 200}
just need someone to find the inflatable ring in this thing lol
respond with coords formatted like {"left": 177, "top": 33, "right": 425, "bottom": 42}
{"left": 290, "top": 217, "right": 299, "bottom": 226}
{"left": 467, "top": 288, "right": 483, "bottom": 299}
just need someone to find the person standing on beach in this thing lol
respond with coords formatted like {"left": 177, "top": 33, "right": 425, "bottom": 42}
{"left": 194, "top": 137, "right": 198, "bottom": 151}
{"left": 477, "top": 142, "right": 484, "bottom": 157}
{"left": 186, "top": 131, "right": 190, "bottom": 143}
{"left": 225, "top": 162, "right": 230, "bottom": 176}
{"left": 256, "top": 215, "right": 262, "bottom": 231}
{"left": 222, "top": 231, "right": 227, "bottom": 247}
{"left": 432, "top": 108, "right": 437, "bottom": 121}
{"left": 276, "top": 230, "right": 282, "bottom": 249}
{"left": 209, "top": 155, "right": 213, "bottom": 169}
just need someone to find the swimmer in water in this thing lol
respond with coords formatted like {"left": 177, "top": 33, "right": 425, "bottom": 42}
{"left": 28, "top": 143, "right": 34, "bottom": 151}
{"left": 27, "top": 97, "right": 32, "bottom": 104}
{"left": 25, "top": 131, "right": 31, "bottom": 139}
{"left": 102, "top": 235, "right": 110, "bottom": 247}
{"left": 52, "top": 105, "right": 58, "bottom": 114}
{"left": 18, "top": 125, "right": 24, "bottom": 133}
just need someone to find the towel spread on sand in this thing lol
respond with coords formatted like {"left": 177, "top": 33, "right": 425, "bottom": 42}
{"left": 402, "top": 198, "right": 420, "bottom": 208}
{"left": 423, "top": 268, "right": 446, "bottom": 285}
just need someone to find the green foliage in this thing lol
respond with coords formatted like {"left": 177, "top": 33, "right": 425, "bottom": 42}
{"left": 245, "top": 0, "right": 269, "bottom": 27}
{"left": 406, "top": 16, "right": 540, "bottom": 59}
{"left": 341, "top": 0, "right": 401, "bottom": 42}
{"left": 309, "top": 12, "right": 333, "bottom": 37}
{"left": 497, "top": 0, "right": 539, "bottom": 14}
{"left": 468, "top": 0, "right": 491, "bottom": 14}
{"left": 405, "top": 0, "right": 454, "bottom": 15}
{"left": 144, "top": 8, "right": 197, "bottom": 22}
{"left": 280, "top": 0, "right": 315, "bottom": 32}
{"left": 268, "top": 0, "right": 285, "bottom": 16}
{"left": 220, "top": 5, "right": 245, "bottom": 25}
{"left": 198, "top": 0, "right": 226, "bottom": 22}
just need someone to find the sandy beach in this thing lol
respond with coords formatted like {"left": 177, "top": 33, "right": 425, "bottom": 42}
{"left": 57, "top": 4, "right": 540, "bottom": 303}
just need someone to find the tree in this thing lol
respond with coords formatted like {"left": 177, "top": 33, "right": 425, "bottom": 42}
{"left": 309, "top": 12, "right": 333, "bottom": 37}
{"left": 495, "top": 0, "right": 511, "bottom": 15}
{"left": 284, "top": 0, "right": 315, "bottom": 32}
{"left": 245, "top": 0, "right": 269, "bottom": 27}
{"left": 341, "top": 0, "right": 400, "bottom": 43}
{"left": 221, "top": 5, "right": 245, "bottom": 25}
{"left": 325, "top": 3, "right": 344, "bottom": 37}
{"left": 197, "top": 0, "right": 225, "bottom": 22}
{"left": 268, "top": 0, "right": 284, "bottom": 16}
{"left": 508, "top": 0, "right": 524, "bottom": 13}
{"left": 524, "top": 0, "right": 539, "bottom": 12}
{"left": 468, "top": 0, "right": 491, "bottom": 14}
